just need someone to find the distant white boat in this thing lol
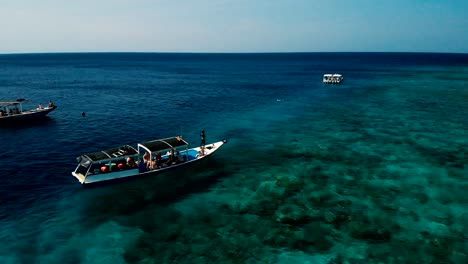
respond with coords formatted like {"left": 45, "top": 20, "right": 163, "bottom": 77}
{"left": 323, "top": 74, "right": 344, "bottom": 84}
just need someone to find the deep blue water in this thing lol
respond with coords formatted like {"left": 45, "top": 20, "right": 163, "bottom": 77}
{"left": 0, "top": 53, "right": 467, "bottom": 264}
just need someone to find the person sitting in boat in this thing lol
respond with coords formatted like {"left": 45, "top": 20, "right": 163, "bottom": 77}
{"left": 196, "top": 146, "right": 205, "bottom": 158}
{"left": 37, "top": 103, "right": 43, "bottom": 110}
{"left": 48, "top": 100, "right": 55, "bottom": 107}
{"left": 143, "top": 152, "right": 150, "bottom": 164}
{"left": 126, "top": 157, "right": 137, "bottom": 168}
{"left": 175, "top": 151, "right": 184, "bottom": 163}
{"left": 162, "top": 149, "right": 176, "bottom": 166}
{"left": 148, "top": 152, "right": 164, "bottom": 169}
{"left": 148, "top": 157, "right": 157, "bottom": 170}
{"left": 147, "top": 152, "right": 163, "bottom": 170}
{"left": 155, "top": 152, "right": 162, "bottom": 167}
{"left": 169, "top": 149, "right": 177, "bottom": 165}
{"left": 161, "top": 157, "right": 171, "bottom": 167}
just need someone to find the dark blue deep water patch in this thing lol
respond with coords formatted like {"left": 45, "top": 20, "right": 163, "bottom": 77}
{"left": 0, "top": 53, "right": 467, "bottom": 264}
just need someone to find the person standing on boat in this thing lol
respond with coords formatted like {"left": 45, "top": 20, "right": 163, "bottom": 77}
{"left": 200, "top": 130, "right": 206, "bottom": 147}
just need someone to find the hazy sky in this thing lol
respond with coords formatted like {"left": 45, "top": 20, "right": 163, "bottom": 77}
{"left": 0, "top": 0, "right": 467, "bottom": 53}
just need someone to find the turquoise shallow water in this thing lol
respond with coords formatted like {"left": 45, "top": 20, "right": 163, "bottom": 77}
{"left": 0, "top": 53, "right": 467, "bottom": 263}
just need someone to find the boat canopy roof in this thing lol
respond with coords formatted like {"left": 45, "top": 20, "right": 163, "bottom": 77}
{"left": 332, "top": 74, "right": 342, "bottom": 77}
{"left": 76, "top": 136, "right": 188, "bottom": 164}
{"left": 323, "top": 74, "right": 333, "bottom": 77}
{"left": 0, "top": 99, "right": 26, "bottom": 107}
{"left": 139, "top": 136, "right": 188, "bottom": 153}
{"left": 81, "top": 144, "right": 138, "bottom": 162}
{"left": 0, "top": 101, "right": 22, "bottom": 107}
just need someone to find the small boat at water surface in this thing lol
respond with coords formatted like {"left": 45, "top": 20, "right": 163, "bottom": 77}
{"left": 323, "top": 73, "right": 344, "bottom": 84}
{"left": 0, "top": 99, "right": 57, "bottom": 123}
{"left": 72, "top": 136, "right": 227, "bottom": 185}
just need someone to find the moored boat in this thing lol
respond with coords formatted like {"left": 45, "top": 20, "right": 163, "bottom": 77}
{"left": 72, "top": 135, "right": 227, "bottom": 185}
{"left": 0, "top": 99, "right": 57, "bottom": 123}
{"left": 323, "top": 74, "right": 344, "bottom": 84}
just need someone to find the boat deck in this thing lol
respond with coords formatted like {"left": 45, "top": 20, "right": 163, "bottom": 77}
{"left": 184, "top": 149, "right": 198, "bottom": 161}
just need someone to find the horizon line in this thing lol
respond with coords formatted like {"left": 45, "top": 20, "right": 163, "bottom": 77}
{"left": 1, "top": 51, "right": 467, "bottom": 56}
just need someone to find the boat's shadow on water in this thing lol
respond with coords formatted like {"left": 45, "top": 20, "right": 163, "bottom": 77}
{"left": 75, "top": 157, "right": 227, "bottom": 226}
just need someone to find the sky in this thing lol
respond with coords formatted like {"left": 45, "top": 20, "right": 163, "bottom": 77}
{"left": 0, "top": 0, "right": 467, "bottom": 53}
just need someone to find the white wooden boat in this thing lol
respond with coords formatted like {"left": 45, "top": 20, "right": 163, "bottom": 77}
{"left": 323, "top": 74, "right": 344, "bottom": 84}
{"left": 0, "top": 99, "right": 57, "bottom": 123}
{"left": 72, "top": 136, "right": 227, "bottom": 185}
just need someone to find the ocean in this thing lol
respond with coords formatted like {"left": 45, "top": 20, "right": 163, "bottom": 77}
{"left": 0, "top": 52, "right": 467, "bottom": 263}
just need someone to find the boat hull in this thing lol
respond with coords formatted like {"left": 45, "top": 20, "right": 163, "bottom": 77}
{"left": 0, "top": 106, "right": 57, "bottom": 123}
{"left": 72, "top": 140, "right": 226, "bottom": 185}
